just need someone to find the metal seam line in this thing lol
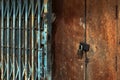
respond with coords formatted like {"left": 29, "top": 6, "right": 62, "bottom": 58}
{"left": 13, "top": 0, "right": 16, "bottom": 79}
{"left": 18, "top": 0, "right": 22, "bottom": 79}
{"left": 84, "top": 0, "right": 88, "bottom": 80}
{"left": 116, "top": 0, "right": 118, "bottom": 79}
{"left": 1, "top": 0, "right": 4, "bottom": 79}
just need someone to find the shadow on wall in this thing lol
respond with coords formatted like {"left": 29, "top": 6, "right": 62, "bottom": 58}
{"left": 52, "top": 0, "right": 64, "bottom": 78}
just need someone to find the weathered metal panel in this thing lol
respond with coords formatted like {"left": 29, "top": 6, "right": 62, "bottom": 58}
{"left": 117, "top": 0, "right": 120, "bottom": 80}
{"left": 87, "top": 0, "right": 117, "bottom": 80}
{"left": 53, "top": 0, "right": 118, "bottom": 80}
{"left": 0, "top": 0, "right": 52, "bottom": 80}
{"left": 52, "top": 0, "right": 85, "bottom": 80}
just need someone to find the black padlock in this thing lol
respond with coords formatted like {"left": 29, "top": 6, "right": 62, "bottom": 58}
{"left": 78, "top": 42, "right": 90, "bottom": 59}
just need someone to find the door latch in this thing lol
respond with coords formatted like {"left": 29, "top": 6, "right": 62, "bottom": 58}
{"left": 78, "top": 42, "right": 90, "bottom": 59}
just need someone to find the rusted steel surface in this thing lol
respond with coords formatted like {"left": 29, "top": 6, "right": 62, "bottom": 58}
{"left": 52, "top": 0, "right": 85, "bottom": 80}
{"left": 117, "top": 0, "right": 120, "bottom": 80}
{"left": 87, "top": 0, "right": 117, "bottom": 80}
{"left": 52, "top": 0, "right": 118, "bottom": 80}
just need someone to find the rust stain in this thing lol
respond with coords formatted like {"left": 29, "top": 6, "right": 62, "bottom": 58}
{"left": 52, "top": 0, "right": 118, "bottom": 80}
{"left": 87, "top": 0, "right": 117, "bottom": 80}
{"left": 52, "top": 0, "right": 85, "bottom": 80}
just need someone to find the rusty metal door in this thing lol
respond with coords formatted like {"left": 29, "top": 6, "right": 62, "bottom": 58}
{"left": 87, "top": 0, "right": 117, "bottom": 80}
{"left": 0, "top": 0, "right": 52, "bottom": 80}
{"left": 52, "top": 0, "right": 120, "bottom": 80}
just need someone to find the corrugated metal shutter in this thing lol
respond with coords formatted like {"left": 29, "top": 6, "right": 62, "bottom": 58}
{"left": 0, "top": 0, "right": 52, "bottom": 80}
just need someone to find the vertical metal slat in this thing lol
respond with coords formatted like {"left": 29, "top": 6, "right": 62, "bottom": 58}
{"left": 31, "top": 0, "right": 35, "bottom": 80}
{"left": 37, "top": 0, "right": 42, "bottom": 79}
{"left": 1, "top": 0, "right": 4, "bottom": 79}
{"left": 43, "top": 24, "right": 48, "bottom": 78}
{"left": 7, "top": 0, "right": 10, "bottom": 80}
{"left": 43, "top": 1, "right": 48, "bottom": 78}
{"left": 18, "top": 0, "right": 22, "bottom": 79}
{"left": 25, "top": 0, "right": 28, "bottom": 80}
{"left": 13, "top": 0, "right": 16, "bottom": 79}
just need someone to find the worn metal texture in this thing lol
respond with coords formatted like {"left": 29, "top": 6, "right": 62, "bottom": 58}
{"left": 87, "top": 0, "right": 117, "bottom": 80}
{"left": 117, "top": 0, "right": 120, "bottom": 80}
{"left": 52, "top": 0, "right": 119, "bottom": 80}
{"left": 52, "top": 0, "right": 85, "bottom": 80}
{"left": 0, "top": 0, "right": 52, "bottom": 80}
